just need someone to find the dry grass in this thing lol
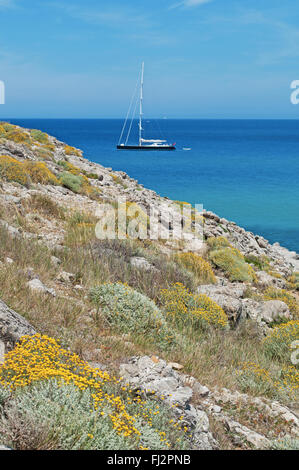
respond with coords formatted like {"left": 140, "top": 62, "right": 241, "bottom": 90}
{"left": 0, "top": 196, "right": 297, "bottom": 406}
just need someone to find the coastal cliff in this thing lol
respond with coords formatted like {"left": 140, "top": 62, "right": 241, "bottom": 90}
{"left": 0, "top": 122, "right": 298, "bottom": 450}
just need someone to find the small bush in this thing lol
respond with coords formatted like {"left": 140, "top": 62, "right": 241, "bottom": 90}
{"left": 30, "top": 129, "right": 49, "bottom": 144}
{"left": 209, "top": 246, "right": 257, "bottom": 283}
{"left": 5, "top": 129, "right": 31, "bottom": 144}
{"left": 263, "top": 320, "right": 299, "bottom": 362}
{"left": 174, "top": 252, "right": 216, "bottom": 285}
{"left": 0, "top": 155, "right": 28, "bottom": 185}
{"left": 238, "top": 362, "right": 299, "bottom": 401}
{"left": 244, "top": 254, "right": 271, "bottom": 271}
{"left": 207, "top": 236, "right": 232, "bottom": 250}
{"left": 60, "top": 171, "right": 83, "bottom": 193}
{"left": 64, "top": 145, "right": 81, "bottom": 157}
{"left": 24, "top": 162, "right": 59, "bottom": 185}
{"left": 34, "top": 147, "right": 53, "bottom": 161}
{"left": 89, "top": 283, "right": 175, "bottom": 348}
{"left": 161, "top": 283, "right": 228, "bottom": 330}
{"left": 57, "top": 160, "right": 81, "bottom": 175}
{"left": 269, "top": 437, "right": 299, "bottom": 450}
{"left": 287, "top": 272, "right": 299, "bottom": 291}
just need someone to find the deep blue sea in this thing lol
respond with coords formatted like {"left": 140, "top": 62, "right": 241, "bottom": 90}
{"left": 4, "top": 118, "right": 299, "bottom": 252}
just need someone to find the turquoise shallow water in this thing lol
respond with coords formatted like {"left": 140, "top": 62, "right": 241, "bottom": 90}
{"left": 5, "top": 118, "right": 299, "bottom": 252}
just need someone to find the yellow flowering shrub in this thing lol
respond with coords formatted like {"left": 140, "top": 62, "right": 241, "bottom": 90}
{"left": 24, "top": 162, "right": 59, "bottom": 185}
{"left": 263, "top": 320, "right": 299, "bottom": 362}
{"left": 64, "top": 145, "right": 82, "bottom": 157}
{"left": 239, "top": 361, "right": 299, "bottom": 401}
{"left": 161, "top": 283, "right": 228, "bottom": 329}
{"left": 287, "top": 272, "right": 299, "bottom": 291}
{"left": 5, "top": 129, "right": 31, "bottom": 144}
{"left": 0, "top": 334, "right": 142, "bottom": 438}
{"left": 174, "top": 252, "right": 216, "bottom": 285}
{"left": 209, "top": 245, "right": 257, "bottom": 283}
{"left": 264, "top": 287, "right": 299, "bottom": 318}
{"left": 0, "top": 156, "right": 59, "bottom": 186}
{"left": 0, "top": 155, "right": 28, "bottom": 185}
{"left": 0, "top": 334, "right": 188, "bottom": 450}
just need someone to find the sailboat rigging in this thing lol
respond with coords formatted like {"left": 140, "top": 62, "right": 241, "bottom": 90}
{"left": 117, "top": 62, "right": 176, "bottom": 151}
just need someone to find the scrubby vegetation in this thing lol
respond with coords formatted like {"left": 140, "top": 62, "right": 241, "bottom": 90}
{"left": 264, "top": 287, "right": 299, "bottom": 318}
{"left": 0, "top": 123, "right": 298, "bottom": 449}
{"left": 161, "top": 283, "right": 228, "bottom": 330}
{"left": 263, "top": 320, "right": 299, "bottom": 362}
{"left": 174, "top": 252, "right": 216, "bottom": 285}
{"left": 208, "top": 237, "right": 257, "bottom": 283}
{"left": 0, "top": 335, "right": 189, "bottom": 450}
{"left": 64, "top": 145, "right": 81, "bottom": 157}
{"left": 0, "top": 155, "right": 59, "bottom": 186}
{"left": 89, "top": 283, "right": 176, "bottom": 349}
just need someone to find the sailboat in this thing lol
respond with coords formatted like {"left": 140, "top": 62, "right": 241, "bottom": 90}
{"left": 117, "top": 62, "right": 176, "bottom": 150}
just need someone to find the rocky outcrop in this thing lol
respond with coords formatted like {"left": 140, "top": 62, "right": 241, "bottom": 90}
{"left": 197, "top": 280, "right": 291, "bottom": 329}
{"left": 120, "top": 356, "right": 298, "bottom": 449}
{"left": 0, "top": 299, "right": 36, "bottom": 358}
{"left": 120, "top": 356, "right": 218, "bottom": 450}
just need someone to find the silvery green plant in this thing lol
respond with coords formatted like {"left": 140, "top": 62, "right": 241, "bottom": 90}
{"left": 89, "top": 283, "right": 176, "bottom": 348}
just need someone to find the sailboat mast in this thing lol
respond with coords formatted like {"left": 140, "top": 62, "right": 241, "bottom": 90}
{"left": 139, "top": 62, "right": 144, "bottom": 146}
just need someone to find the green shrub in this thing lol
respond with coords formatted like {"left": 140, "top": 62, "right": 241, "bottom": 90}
{"left": 60, "top": 171, "right": 83, "bottom": 193}
{"left": 209, "top": 246, "right": 257, "bottom": 283}
{"left": 34, "top": 147, "right": 53, "bottom": 161}
{"left": 269, "top": 437, "right": 299, "bottom": 450}
{"left": 244, "top": 254, "right": 271, "bottom": 271}
{"left": 89, "top": 283, "right": 175, "bottom": 348}
{"left": 207, "top": 236, "right": 232, "bottom": 250}
{"left": 30, "top": 129, "right": 49, "bottom": 144}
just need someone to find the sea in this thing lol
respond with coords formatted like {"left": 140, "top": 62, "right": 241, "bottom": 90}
{"left": 5, "top": 118, "right": 299, "bottom": 253}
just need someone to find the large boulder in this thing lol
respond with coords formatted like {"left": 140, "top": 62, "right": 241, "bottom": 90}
{"left": 0, "top": 299, "right": 36, "bottom": 358}
{"left": 197, "top": 281, "right": 246, "bottom": 322}
{"left": 241, "top": 299, "right": 291, "bottom": 325}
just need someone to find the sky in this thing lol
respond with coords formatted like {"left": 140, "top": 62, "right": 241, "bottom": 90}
{"left": 1, "top": 0, "right": 299, "bottom": 118}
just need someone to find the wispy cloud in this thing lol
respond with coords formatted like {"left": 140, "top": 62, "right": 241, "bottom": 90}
{"left": 0, "top": 0, "right": 16, "bottom": 8}
{"left": 46, "top": 2, "right": 153, "bottom": 29}
{"left": 169, "top": 0, "right": 213, "bottom": 10}
{"left": 45, "top": 2, "right": 174, "bottom": 46}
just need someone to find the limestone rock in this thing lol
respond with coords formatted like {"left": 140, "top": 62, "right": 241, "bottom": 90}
{"left": 27, "top": 278, "right": 56, "bottom": 296}
{"left": 130, "top": 257, "right": 158, "bottom": 272}
{"left": 51, "top": 255, "right": 62, "bottom": 266}
{"left": 0, "top": 299, "right": 36, "bottom": 352}
{"left": 56, "top": 271, "right": 75, "bottom": 283}
{"left": 119, "top": 356, "right": 218, "bottom": 450}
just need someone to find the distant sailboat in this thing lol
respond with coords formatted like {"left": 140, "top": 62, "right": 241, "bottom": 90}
{"left": 117, "top": 62, "right": 176, "bottom": 151}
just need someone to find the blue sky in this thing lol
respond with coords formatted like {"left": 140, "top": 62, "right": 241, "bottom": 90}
{"left": 1, "top": 0, "right": 299, "bottom": 118}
